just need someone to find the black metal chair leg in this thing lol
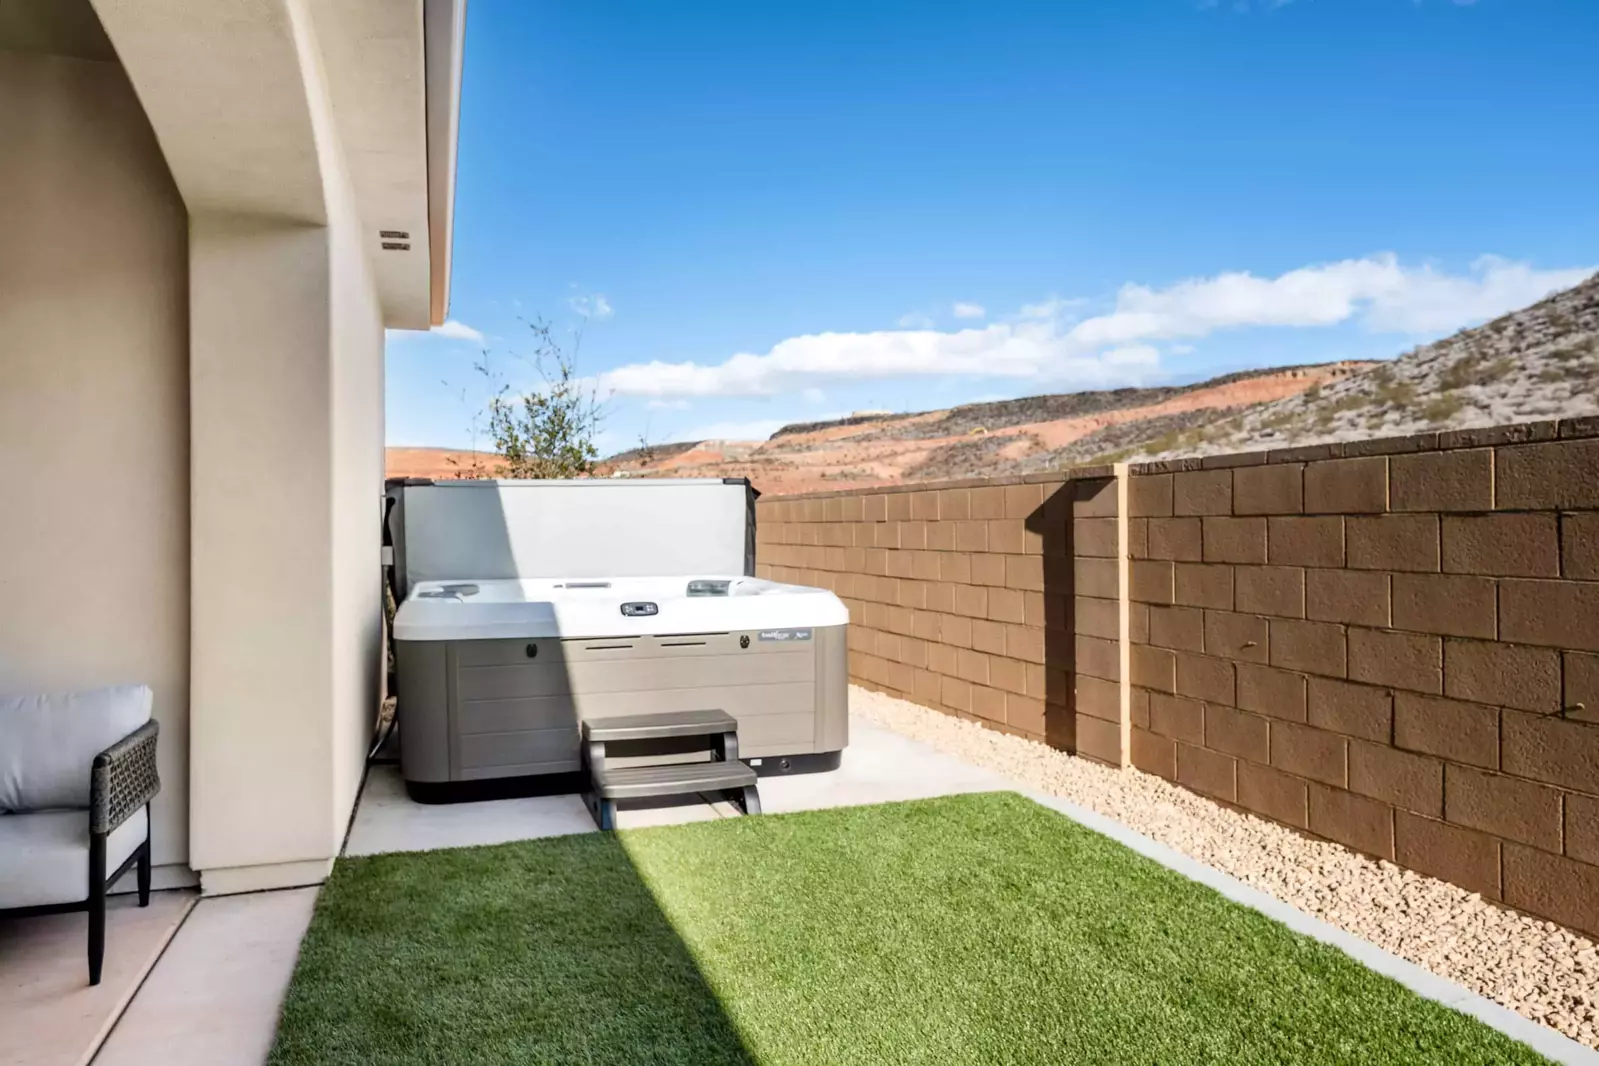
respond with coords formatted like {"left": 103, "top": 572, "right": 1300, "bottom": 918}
{"left": 137, "top": 832, "right": 152, "bottom": 906}
{"left": 88, "top": 833, "right": 106, "bottom": 986}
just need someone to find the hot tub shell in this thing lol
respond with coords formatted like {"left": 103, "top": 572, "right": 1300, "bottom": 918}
{"left": 386, "top": 479, "right": 848, "bottom": 798}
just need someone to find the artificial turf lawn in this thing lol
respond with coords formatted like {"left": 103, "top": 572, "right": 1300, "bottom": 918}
{"left": 269, "top": 792, "right": 1551, "bottom": 1065}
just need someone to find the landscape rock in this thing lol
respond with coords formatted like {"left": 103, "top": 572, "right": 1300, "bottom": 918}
{"left": 853, "top": 684, "right": 1599, "bottom": 1050}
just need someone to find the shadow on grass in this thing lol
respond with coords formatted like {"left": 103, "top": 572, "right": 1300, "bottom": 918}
{"left": 272, "top": 794, "right": 1555, "bottom": 1066}
{"left": 268, "top": 831, "right": 756, "bottom": 1066}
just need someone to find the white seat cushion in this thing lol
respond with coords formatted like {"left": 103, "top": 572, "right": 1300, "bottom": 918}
{"left": 0, "top": 685, "right": 153, "bottom": 813}
{"left": 0, "top": 807, "right": 148, "bottom": 909}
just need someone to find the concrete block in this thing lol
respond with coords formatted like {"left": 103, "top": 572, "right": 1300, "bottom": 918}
{"left": 1173, "top": 469, "right": 1233, "bottom": 516}
{"left": 1234, "top": 463, "right": 1304, "bottom": 516}
{"left": 1348, "top": 740, "right": 1442, "bottom": 818}
{"left": 1305, "top": 456, "right": 1388, "bottom": 514}
{"left": 1307, "top": 677, "right": 1392, "bottom": 742}
{"left": 1235, "top": 566, "right": 1306, "bottom": 619}
{"left": 1306, "top": 569, "right": 1390, "bottom": 627}
{"left": 1442, "top": 514, "right": 1559, "bottom": 577}
{"left": 1308, "top": 782, "right": 1395, "bottom": 859}
{"left": 1203, "top": 611, "right": 1270, "bottom": 664}
{"left": 1347, "top": 515, "right": 1440, "bottom": 572}
{"left": 1395, "top": 811, "right": 1501, "bottom": 899}
{"left": 1267, "top": 516, "right": 1344, "bottom": 568}
{"left": 1203, "top": 517, "right": 1268, "bottom": 564}
{"left": 1348, "top": 626, "right": 1441, "bottom": 694}
{"left": 1390, "top": 448, "right": 1493, "bottom": 512}
{"left": 1445, "top": 764, "right": 1563, "bottom": 853}
{"left": 1391, "top": 573, "right": 1497, "bottom": 639}
{"left": 1394, "top": 692, "right": 1499, "bottom": 769}
{"left": 1268, "top": 618, "right": 1348, "bottom": 678}
{"left": 1236, "top": 663, "right": 1307, "bottom": 722}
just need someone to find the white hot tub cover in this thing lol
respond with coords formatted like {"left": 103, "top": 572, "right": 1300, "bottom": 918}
{"left": 385, "top": 478, "right": 760, "bottom": 598}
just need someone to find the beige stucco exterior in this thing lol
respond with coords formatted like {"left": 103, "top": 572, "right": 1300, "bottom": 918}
{"left": 0, "top": 48, "right": 192, "bottom": 877}
{"left": 2, "top": 0, "right": 463, "bottom": 895}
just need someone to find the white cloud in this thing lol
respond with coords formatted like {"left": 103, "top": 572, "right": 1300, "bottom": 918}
{"left": 802, "top": 387, "right": 827, "bottom": 404}
{"left": 597, "top": 255, "right": 1593, "bottom": 399}
{"left": 952, "top": 302, "right": 986, "bottom": 320}
{"left": 431, "top": 319, "right": 484, "bottom": 342}
{"left": 1361, "top": 255, "right": 1587, "bottom": 332}
{"left": 568, "top": 293, "right": 614, "bottom": 319}
{"left": 1103, "top": 345, "right": 1161, "bottom": 367}
{"left": 647, "top": 399, "right": 691, "bottom": 410}
{"left": 897, "top": 311, "right": 936, "bottom": 329}
{"left": 1017, "top": 296, "right": 1084, "bottom": 320}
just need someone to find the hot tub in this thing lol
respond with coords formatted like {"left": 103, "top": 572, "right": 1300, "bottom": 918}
{"left": 384, "top": 479, "right": 849, "bottom": 800}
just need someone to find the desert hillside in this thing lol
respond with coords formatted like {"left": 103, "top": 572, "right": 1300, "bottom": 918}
{"left": 387, "top": 273, "right": 1598, "bottom": 493}
{"left": 1148, "top": 271, "right": 1599, "bottom": 461}
{"left": 589, "top": 361, "right": 1370, "bottom": 493}
{"left": 385, "top": 447, "right": 505, "bottom": 480}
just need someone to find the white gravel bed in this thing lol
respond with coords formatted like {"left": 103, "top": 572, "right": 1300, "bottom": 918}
{"left": 851, "top": 685, "right": 1599, "bottom": 1049}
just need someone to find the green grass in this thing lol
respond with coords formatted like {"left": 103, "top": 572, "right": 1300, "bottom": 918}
{"left": 270, "top": 793, "right": 1551, "bottom": 1065}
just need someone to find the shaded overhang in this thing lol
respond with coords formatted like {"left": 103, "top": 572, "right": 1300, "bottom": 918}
{"left": 308, "top": 0, "right": 467, "bottom": 329}
{"left": 85, "top": 0, "right": 465, "bottom": 329}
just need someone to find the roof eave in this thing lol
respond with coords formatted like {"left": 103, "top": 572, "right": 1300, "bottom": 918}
{"left": 424, "top": 0, "right": 466, "bottom": 328}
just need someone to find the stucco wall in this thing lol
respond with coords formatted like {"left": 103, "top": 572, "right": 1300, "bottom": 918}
{"left": 312, "top": 19, "right": 388, "bottom": 841}
{"left": 183, "top": 2, "right": 387, "bottom": 890}
{"left": 186, "top": 216, "right": 337, "bottom": 878}
{"left": 0, "top": 51, "right": 191, "bottom": 871}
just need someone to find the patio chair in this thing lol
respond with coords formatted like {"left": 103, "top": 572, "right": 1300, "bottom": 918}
{"left": 0, "top": 685, "right": 161, "bottom": 985}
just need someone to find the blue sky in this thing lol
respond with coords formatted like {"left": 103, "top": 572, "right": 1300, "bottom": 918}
{"left": 386, "top": 0, "right": 1599, "bottom": 453}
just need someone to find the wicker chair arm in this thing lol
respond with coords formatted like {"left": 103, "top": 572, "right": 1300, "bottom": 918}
{"left": 91, "top": 720, "right": 160, "bottom": 835}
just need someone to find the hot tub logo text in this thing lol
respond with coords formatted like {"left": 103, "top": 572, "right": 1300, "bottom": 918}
{"left": 758, "top": 628, "right": 813, "bottom": 642}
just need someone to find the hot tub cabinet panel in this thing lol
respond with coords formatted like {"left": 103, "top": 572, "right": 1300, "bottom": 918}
{"left": 397, "top": 625, "right": 848, "bottom": 786}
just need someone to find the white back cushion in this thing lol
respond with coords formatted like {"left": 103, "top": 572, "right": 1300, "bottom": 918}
{"left": 0, "top": 685, "right": 152, "bottom": 813}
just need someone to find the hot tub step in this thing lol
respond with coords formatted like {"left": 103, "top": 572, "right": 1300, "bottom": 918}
{"left": 584, "top": 708, "right": 738, "bottom": 743}
{"left": 584, "top": 761, "right": 761, "bottom": 830}
{"left": 582, "top": 710, "right": 760, "bottom": 829}
{"left": 592, "top": 760, "right": 756, "bottom": 800}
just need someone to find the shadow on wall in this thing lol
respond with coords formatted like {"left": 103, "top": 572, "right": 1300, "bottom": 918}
{"left": 1026, "top": 485, "right": 1075, "bottom": 752}
{"left": 1027, "top": 475, "right": 1122, "bottom": 764}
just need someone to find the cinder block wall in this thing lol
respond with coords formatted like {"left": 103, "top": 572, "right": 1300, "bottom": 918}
{"left": 754, "top": 468, "right": 1127, "bottom": 764}
{"left": 755, "top": 417, "right": 1599, "bottom": 938}
{"left": 1126, "top": 422, "right": 1599, "bottom": 938}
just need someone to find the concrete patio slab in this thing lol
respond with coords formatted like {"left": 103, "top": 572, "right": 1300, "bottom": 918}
{"left": 0, "top": 889, "right": 195, "bottom": 1066}
{"left": 343, "top": 764, "right": 595, "bottom": 856}
{"left": 344, "top": 764, "right": 727, "bottom": 857}
{"left": 757, "top": 718, "right": 1011, "bottom": 814}
{"left": 93, "top": 888, "right": 317, "bottom": 1066}
{"left": 344, "top": 717, "right": 1009, "bottom": 858}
